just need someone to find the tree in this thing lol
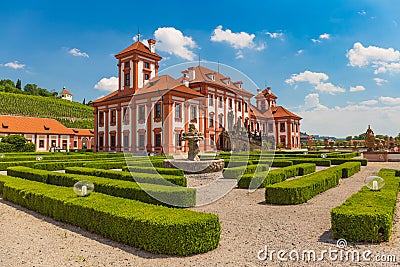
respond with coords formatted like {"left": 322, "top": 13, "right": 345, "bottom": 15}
{"left": 346, "top": 136, "right": 353, "bottom": 141}
{"left": 1, "top": 134, "right": 28, "bottom": 151}
{"left": 16, "top": 79, "right": 22, "bottom": 89}
{"left": 82, "top": 98, "right": 86, "bottom": 105}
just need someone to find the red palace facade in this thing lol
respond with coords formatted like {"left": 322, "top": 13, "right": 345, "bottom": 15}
{"left": 92, "top": 39, "right": 302, "bottom": 154}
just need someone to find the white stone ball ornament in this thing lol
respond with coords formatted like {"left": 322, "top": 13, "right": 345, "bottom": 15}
{"left": 73, "top": 180, "right": 94, "bottom": 196}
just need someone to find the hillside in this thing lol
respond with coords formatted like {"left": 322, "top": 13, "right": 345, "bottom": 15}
{"left": 0, "top": 91, "right": 94, "bottom": 129}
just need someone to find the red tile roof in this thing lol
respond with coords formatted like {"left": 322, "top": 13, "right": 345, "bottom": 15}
{"left": 0, "top": 116, "right": 93, "bottom": 136}
{"left": 61, "top": 89, "right": 72, "bottom": 95}
{"left": 115, "top": 41, "right": 161, "bottom": 59}
{"left": 181, "top": 65, "right": 254, "bottom": 97}
{"left": 271, "top": 106, "right": 302, "bottom": 119}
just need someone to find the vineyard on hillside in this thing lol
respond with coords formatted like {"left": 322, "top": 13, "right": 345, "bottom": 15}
{"left": 0, "top": 92, "right": 94, "bottom": 129}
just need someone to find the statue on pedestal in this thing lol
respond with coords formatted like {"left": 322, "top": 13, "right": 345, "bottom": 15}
{"left": 181, "top": 124, "right": 204, "bottom": 161}
{"left": 365, "top": 125, "right": 376, "bottom": 152}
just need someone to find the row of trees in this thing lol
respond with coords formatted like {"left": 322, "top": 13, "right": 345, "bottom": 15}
{"left": 0, "top": 135, "right": 36, "bottom": 152}
{"left": 346, "top": 132, "right": 400, "bottom": 143}
{"left": 0, "top": 79, "right": 58, "bottom": 98}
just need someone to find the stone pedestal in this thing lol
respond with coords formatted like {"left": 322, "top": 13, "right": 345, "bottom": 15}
{"left": 163, "top": 159, "right": 224, "bottom": 174}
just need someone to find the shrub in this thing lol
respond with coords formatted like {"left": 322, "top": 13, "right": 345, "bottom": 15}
{"left": 222, "top": 164, "right": 270, "bottom": 179}
{"left": 122, "top": 166, "right": 184, "bottom": 176}
{"left": 329, "top": 158, "right": 368, "bottom": 166}
{"left": 331, "top": 168, "right": 400, "bottom": 242}
{"left": 238, "top": 163, "right": 316, "bottom": 189}
{"left": 7, "top": 166, "right": 194, "bottom": 207}
{"left": 0, "top": 175, "right": 220, "bottom": 255}
{"left": 265, "top": 163, "right": 360, "bottom": 205}
{"left": 65, "top": 167, "right": 186, "bottom": 187}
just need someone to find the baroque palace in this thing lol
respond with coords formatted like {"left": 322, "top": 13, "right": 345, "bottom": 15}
{"left": 92, "top": 39, "right": 301, "bottom": 154}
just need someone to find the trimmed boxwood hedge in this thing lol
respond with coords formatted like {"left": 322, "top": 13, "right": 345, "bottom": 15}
{"left": 122, "top": 166, "right": 184, "bottom": 176}
{"left": 238, "top": 163, "right": 316, "bottom": 189}
{"left": 65, "top": 167, "right": 186, "bottom": 187}
{"left": 222, "top": 164, "right": 270, "bottom": 179}
{"left": 283, "top": 158, "right": 331, "bottom": 166}
{"left": 265, "top": 162, "right": 361, "bottom": 205}
{"left": 0, "top": 175, "right": 220, "bottom": 255}
{"left": 7, "top": 166, "right": 194, "bottom": 207}
{"left": 331, "top": 168, "right": 400, "bottom": 242}
{"left": 329, "top": 158, "right": 368, "bottom": 166}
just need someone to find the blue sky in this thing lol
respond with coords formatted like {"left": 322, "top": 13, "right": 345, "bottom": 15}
{"left": 1, "top": 0, "right": 400, "bottom": 137}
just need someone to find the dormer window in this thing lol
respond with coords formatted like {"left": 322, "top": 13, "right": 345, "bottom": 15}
{"left": 144, "top": 62, "right": 150, "bottom": 69}
{"left": 44, "top": 125, "right": 50, "bottom": 130}
{"left": 221, "top": 77, "right": 230, "bottom": 85}
{"left": 1, "top": 123, "right": 8, "bottom": 129}
{"left": 206, "top": 73, "right": 215, "bottom": 81}
{"left": 233, "top": 81, "right": 243, "bottom": 89}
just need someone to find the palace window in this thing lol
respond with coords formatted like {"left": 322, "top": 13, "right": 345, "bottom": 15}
{"left": 124, "top": 61, "right": 130, "bottom": 69}
{"left": 155, "top": 133, "right": 161, "bottom": 147}
{"left": 139, "top": 134, "right": 145, "bottom": 149}
{"left": 155, "top": 103, "right": 161, "bottom": 119}
{"left": 110, "top": 110, "right": 116, "bottom": 124}
{"left": 99, "top": 136, "right": 104, "bottom": 150}
{"left": 175, "top": 103, "right": 182, "bottom": 119}
{"left": 219, "top": 96, "right": 223, "bottom": 108}
{"left": 110, "top": 135, "right": 116, "bottom": 149}
{"left": 190, "top": 106, "right": 197, "bottom": 121}
{"left": 139, "top": 105, "right": 145, "bottom": 121}
{"left": 280, "top": 122, "right": 285, "bottom": 132}
{"left": 237, "top": 101, "right": 241, "bottom": 112}
{"left": 209, "top": 94, "right": 214, "bottom": 106}
{"left": 229, "top": 99, "right": 232, "bottom": 109}
{"left": 219, "top": 115, "right": 223, "bottom": 127}
{"left": 144, "top": 74, "right": 150, "bottom": 80}
{"left": 144, "top": 62, "right": 150, "bottom": 69}
{"left": 209, "top": 113, "right": 214, "bottom": 128}
{"left": 39, "top": 140, "right": 44, "bottom": 148}
{"left": 99, "top": 112, "right": 104, "bottom": 126}
{"left": 123, "top": 107, "right": 129, "bottom": 124}
{"left": 244, "top": 102, "right": 248, "bottom": 112}
{"left": 175, "top": 133, "right": 182, "bottom": 147}
{"left": 268, "top": 123, "right": 273, "bottom": 133}
{"left": 123, "top": 135, "right": 129, "bottom": 151}
{"left": 125, "top": 73, "right": 130, "bottom": 86}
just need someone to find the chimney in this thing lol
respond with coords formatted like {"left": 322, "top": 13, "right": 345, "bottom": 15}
{"left": 188, "top": 67, "right": 196, "bottom": 81}
{"left": 147, "top": 39, "right": 156, "bottom": 53}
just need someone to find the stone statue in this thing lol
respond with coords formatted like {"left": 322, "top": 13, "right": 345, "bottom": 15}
{"left": 307, "top": 135, "right": 313, "bottom": 150}
{"left": 227, "top": 111, "right": 234, "bottom": 131}
{"left": 181, "top": 124, "right": 204, "bottom": 161}
{"left": 365, "top": 125, "right": 376, "bottom": 152}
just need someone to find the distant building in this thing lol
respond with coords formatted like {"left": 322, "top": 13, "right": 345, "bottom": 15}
{"left": 60, "top": 87, "right": 73, "bottom": 101}
{"left": 0, "top": 115, "right": 94, "bottom": 151}
{"left": 92, "top": 39, "right": 302, "bottom": 153}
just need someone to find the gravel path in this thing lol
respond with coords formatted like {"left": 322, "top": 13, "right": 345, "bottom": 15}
{"left": 1, "top": 162, "right": 400, "bottom": 266}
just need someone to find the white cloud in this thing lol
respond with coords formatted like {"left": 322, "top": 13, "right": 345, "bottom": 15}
{"left": 266, "top": 31, "right": 284, "bottom": 40}
{"left": 297, "top": 105, "right": 400, "bottom": 137}
{"left": 235, "top": 51, "right": 244, "bottom": 59}
{"left": 154, "top": 27, "right": 197, "bottom": 61}
{"left": 210, "top": 25, "right": 265, "bottom": 52}
{"left": 346, "top": 42, "right": 400, "bottom": 74}
{"left": 296, "top": 50, "right": 304, "bottom": 56}
{"left": 319, "top": 33, "right": 330, "bottom": 40}
{"left": 373, "top": 77, "right": 388, "bottom": 86}
{"left": 285, "top": 71, "right": 328, "bottom": 85}
{"left": 286, "top": 70, "right": 345, "bottom": 94}
{"left": 360, "top": 99, "right": 378, "bottom": 105}
{"left": 304, "top": 93, "right": 328, "bottom": 111}
{"left": 349, "top": 85, "right": 366, "bottom": 92}
{"left": 379, "top": 96, "right": 400, "bottom": 105}
{"left": 3, "top": 61, "right": 25, "bottom": 69}
{"left": 358, "top": 10, "right": 367, "bottom": 16}
{"left": 68, "top": 48, "right": 89, "bottom": 58}
{"left": 311, "top": 33, "right": 331, "bottom": 43}
{"left": 94, "top": 76, "right": 118, "bottom": 92}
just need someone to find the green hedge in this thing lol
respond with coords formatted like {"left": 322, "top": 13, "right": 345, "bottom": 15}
{"left": 65, "top": 167, "right": 186, "bottom": 187}
{"left": 328, "top": 152, "right": 358, "bottom": 159}
{"left": 7, "top": 166, "right": 194, "bottom": 207}
{"left": 122, "top": 166, "right": 184, "bottom": 176}
{"left": 285, "top": 158, "right": 331, "bottom": 166}
{"left": 265, "top": 162, "right": 361, "bottom": 205}
{"left": 329, "top": 158, "right": 368, "bottom": 166}
{"left": 238, "top": 163, "right": 316, "bottom": 189}
{"left": 331, "top": 168, "right": 400, "bottom": 242}
{"left": 222, "top": 164, "right": 270, "bottom": 179}
{"left": 0, "top": 175, "right": 220, "bottom": 255}
{"left": 341, "top": 162, "right": 361, "bottom": 178}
